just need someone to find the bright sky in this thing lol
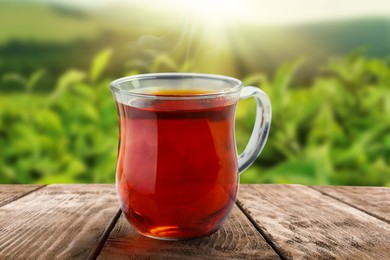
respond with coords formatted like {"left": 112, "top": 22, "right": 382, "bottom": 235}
{"left": 40, "top": 0, "right": 390, "bottom": 25}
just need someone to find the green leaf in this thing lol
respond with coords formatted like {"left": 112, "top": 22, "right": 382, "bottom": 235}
{"left": 261, "top": 160, "right": 317, "bottom": 185}
{"left": 2, "top": 73, "right": 26, "bottom": 88}
{"left": 90, "top": 48, "right": 112, "bottom": 82}
{"left": 272, "top": 58, "right": 304, "bottom": 96}
{"left": 305, "top": 145, "right": 332, "bottom": 185}
{"left": 54, "top": 70, "right": 86, "bottom": 95}
{"left": 270, "top": 58, "right": 304, "bottom": 117}
{"left": 34, "top": 110, "right": 62, "bottom": 133}
{"left": 27, "top": 69, "right": 46, "bottom": 92}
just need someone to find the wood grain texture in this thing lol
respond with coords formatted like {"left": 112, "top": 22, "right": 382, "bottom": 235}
{"left": 98, "top": 205, "right": 280, "bottom": 260}
{"left": 0, "top": 184, "right": 118, "bottom": 260}
{"left": 0, "top": 185, "right": 44, "bottom": 207}
{"left": 313, "top": 186, "right": 390, "bottom": 224}
{"left": 237, "top": 184, "right": 390, "bottom": 260}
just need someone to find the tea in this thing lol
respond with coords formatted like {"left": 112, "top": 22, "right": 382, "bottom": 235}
{"left": 115, "top": 90, "right": 239, "bottom": 239}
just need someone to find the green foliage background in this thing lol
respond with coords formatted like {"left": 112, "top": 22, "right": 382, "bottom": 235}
{"left": 1, "top": 48, "right": 389, "bottom": 186}
{"left": 0, "top": 2, "right": 389, "bottom": 186}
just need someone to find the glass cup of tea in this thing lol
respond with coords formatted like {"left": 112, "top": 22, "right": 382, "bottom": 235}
{"left": 110, "top": 73, "right": 271, "bottom": 240}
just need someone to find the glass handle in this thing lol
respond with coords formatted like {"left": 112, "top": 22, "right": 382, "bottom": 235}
{"left": 237, "top": 86, "right": 272, "bottom": 174}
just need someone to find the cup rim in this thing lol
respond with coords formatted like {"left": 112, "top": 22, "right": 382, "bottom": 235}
{"left": 110, "top": 73, "right": 243, "bottom": 99}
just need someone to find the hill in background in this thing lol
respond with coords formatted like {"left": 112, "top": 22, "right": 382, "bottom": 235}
{"left": 0, "top": 1, "right": 389, "bottom": 91}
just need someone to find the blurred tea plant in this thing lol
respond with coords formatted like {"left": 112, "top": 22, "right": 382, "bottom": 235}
{"left": 0, "top": 49, "right": 389, "bottom": 186}
{"left": 0, "top": 49, "right": 117, "bottom": 183}
{"left": 237, "top": 51, "right": 390, "bottom": 186}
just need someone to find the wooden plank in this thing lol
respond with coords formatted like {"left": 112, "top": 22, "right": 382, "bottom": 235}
{"left": 0, "top": 185, "right": 44, "bottom": 207}
{"left": 0, "top": 184, "right": 118, "bottom": 259}
{"left": 237, "top": 184, "right": 390, "bottom": 260}
{"left": 313, "top": 186, "right": 390, "bottom": 224}
{"left": 98, "top": 205, "right": 280, "bottom": 260}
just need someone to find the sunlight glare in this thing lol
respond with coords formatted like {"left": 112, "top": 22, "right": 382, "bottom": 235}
{"left": 185, "top": 0, "right": 246, "bottom": 21}
{"left": 161, "top": 0, "right": 250, "bottom": 27}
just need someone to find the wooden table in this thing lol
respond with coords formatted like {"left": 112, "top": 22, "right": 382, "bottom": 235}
{"left": 0, "top": 184, "right": 389, "bottom": 259}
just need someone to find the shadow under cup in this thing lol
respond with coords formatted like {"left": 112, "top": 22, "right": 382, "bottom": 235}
{"left": 110, "top": 73, "right": 270, "bottom": 240}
